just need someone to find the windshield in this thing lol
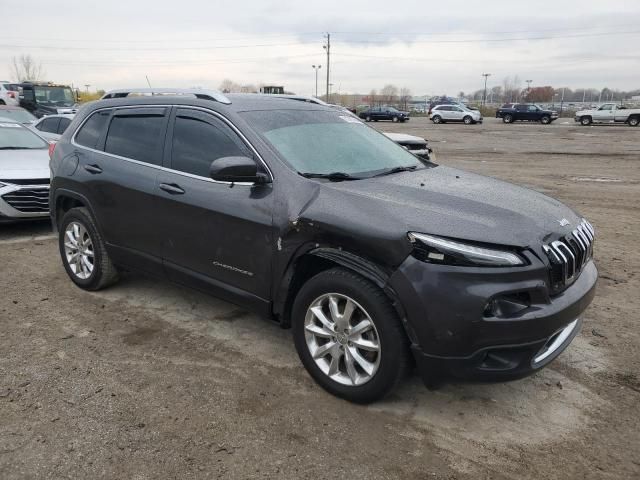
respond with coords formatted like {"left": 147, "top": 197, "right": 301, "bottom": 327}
{"left": 0, "top": 109, "right": 37, "bottom": 124}
{"left": 0, "top": 123, "right": 48, "bottom": 149}
{"left": 241, "top": 110, "right": 425, "bottom": 176}
{"left": 34, "top": 86, "right": 75, "bottom": 107}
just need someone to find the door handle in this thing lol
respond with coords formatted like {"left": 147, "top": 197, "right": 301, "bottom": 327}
{"left": 159, "top": 183, "right": 185, "bottom": 195}
{"left": 84, "top": 164, "right": 102, "bottom": 174}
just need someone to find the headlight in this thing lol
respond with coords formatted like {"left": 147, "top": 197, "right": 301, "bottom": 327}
{"left": 408, "top": 232, "right": 526, "bottom": 267}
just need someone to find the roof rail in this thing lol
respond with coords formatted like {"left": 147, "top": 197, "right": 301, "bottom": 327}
{"left": 100, "top": 88, "right": 231, "bottom": 105}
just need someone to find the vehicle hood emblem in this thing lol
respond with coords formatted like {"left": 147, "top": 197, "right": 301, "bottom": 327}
{"left": 557, "top": 218, "right": 571, "bottom": 227}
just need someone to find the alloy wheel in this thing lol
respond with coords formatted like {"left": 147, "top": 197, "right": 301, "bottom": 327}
{"left": 304, "top": 293, "right": 381, "bottom": 386}
{"left": 64, "top": 221, "right": 95, "bottom": 280}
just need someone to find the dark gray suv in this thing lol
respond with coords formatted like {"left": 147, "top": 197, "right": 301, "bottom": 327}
{"left": 50, "top": 88, "right": 597, "bottom": 403}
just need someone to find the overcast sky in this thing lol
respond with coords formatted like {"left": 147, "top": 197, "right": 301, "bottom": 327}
{"left": 1, "top": 0, "right": 639, "bottom": 96}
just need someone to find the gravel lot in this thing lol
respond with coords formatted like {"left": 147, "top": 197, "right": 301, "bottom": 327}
{"left": 1, "top": 117, "right": 639, "bottom": 479}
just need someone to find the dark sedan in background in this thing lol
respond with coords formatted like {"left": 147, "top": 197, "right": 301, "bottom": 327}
{"left": 359, "top": 106, "right": 410, "bottom": 122}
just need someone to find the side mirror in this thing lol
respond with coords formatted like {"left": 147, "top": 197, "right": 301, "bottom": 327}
{"left": 209, "top": 156, "right": 270, "bottom": 184}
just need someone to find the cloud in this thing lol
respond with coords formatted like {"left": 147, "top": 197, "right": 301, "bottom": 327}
{"left": 1, "top": 0, "right": 639, "bottom": 95}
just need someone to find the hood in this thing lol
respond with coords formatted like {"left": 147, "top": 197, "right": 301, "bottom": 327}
{"left": 383, "top": 132, "right": 427, "bottom": 145}
{"left": 312, "top": 166, "right": 581, "bottom": 248}
{"left": 0, "top": 148, "right": 50, "bottom": 180}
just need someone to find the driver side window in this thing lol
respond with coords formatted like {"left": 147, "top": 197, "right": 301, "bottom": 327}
{"left": 171, "top": 110, "right": 251, "bottom": 178}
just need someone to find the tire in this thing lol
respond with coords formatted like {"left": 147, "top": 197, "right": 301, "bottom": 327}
{"left": 59, "top": 207, "right": 119, "bottom": 291}
{"left": 503, "top": 114, "right": 513, "bottom": 123}
{"left": 292, "top": 268, "right": 411, "bottom": 404}
{"left": 580, "top": 116, "right": 592, "bottom": 126}
{"left": 628, "top": 116, "right": 640, "bottom": 127}
{"left": 392, "top": 116, "right": 399, "bottom": 123}
{"left": 0, "top": 100, "right": 5, "bottom": 105}
{"left": 463, "top": 115, "right": 472, "bottom": 125}
{"left": 540, "top": 115, "right": 551, "bottom": 125}
{"left": 365, "top": 115, "right": 371, "bottom": 122}
{"left": 432, "top": 115, "right": 442, "bottom": 124}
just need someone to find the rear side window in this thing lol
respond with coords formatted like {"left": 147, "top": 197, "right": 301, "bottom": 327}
{"left": 104, "top": 110, "right": 166, "bottom": 165}
{"left": 75, "top": 110, "right": 110, "bottom": 149}
{"left": 57, "top": 117, "right": 71, "bottom": 134}
{"left": 37, "top": 117, "right": 61, "bottom": 133}
{"left": 171, "top": 111, "right": 249, "bottom": 177}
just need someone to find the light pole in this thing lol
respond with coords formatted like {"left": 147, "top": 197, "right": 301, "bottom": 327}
{"left": 323, "top": 33, "right": 331, "bottom": 102}
{"left": 311, "top": 65, "right": 322, "bottom": 98}
{"left": 84, "top": 84, "right": 90, "bottom": 94}
{"left": 525, "top": 79, "right": 532, "bottom": 100}
{"left": 481, "top": 73, "right": 491, "bottom": 106}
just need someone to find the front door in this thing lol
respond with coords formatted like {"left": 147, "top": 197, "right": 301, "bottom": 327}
{"left": 156, "top": 108, "right": 274, "bottom": 307}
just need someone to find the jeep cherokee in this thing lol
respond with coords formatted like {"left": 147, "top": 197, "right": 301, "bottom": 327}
{"left": 50, "top": 88, "right": 597, "bottom": 403}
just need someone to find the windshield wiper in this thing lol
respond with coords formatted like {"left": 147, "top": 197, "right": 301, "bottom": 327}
{"left": 372, "top": 165, "right": 418, "bottom": 177}
{"left": 299, "top": 171, "right": 361, "bottom": 181}
{"left": 0, "top": 146, "right": 30, "bottom": 150}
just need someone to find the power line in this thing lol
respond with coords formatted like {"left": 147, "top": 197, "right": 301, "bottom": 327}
{"left": 332, "top": 30, "right": 640, "bottom": 44}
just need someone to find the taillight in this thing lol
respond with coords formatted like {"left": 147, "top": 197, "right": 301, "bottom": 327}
{"left": 8, "top": 92, "right": 15, "bottom": 98}
{"left": 48, "top": 142, "right": 57, "bottom": 159}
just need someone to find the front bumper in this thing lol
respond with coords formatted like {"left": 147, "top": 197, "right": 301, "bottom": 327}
{"left": 388, "top": 255, "right": 597, "bottom": 385}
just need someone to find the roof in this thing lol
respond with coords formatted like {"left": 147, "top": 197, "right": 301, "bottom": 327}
{"left": 92, "top": 90, "right": 332, "bottom": 114}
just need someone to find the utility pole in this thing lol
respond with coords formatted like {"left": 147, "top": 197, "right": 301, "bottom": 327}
{"left": 84, "top": 84, "right": 90, "bottom": 94}
{"left": 525, "top": 79, "right": 532, "bottom": 100}
{"left": 481, "top": 73, "right": 491, "bottom": 106}
{"left": 323, "top": 33, "right": 331, "bottom": 102}
{"left": 560, "top": 87, "right": 565, "bottom": 115}
{"left": 312, "top": 65, "right": 322, "bottom": 98}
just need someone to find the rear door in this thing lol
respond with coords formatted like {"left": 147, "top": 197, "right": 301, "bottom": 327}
{"left": 157, "top": 107, "right": 274, "bottom": 306}
{"left": 74, "top": 106, "right": 168, "bottom": 274}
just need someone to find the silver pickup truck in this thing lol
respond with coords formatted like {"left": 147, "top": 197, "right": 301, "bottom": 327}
{"left": 575, "top": 103, "right": 640, "bottom": 126}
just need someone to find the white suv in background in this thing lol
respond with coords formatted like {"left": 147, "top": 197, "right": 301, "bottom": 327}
{"left": 0, "top": 82, "right": 20, "bottom": 106}
{"left": 430, "top": 104, "right": 483, "bottom": 125}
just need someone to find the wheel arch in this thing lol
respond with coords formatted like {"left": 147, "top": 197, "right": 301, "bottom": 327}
{"left": 53, "top": 189, "right": 99, "bottom": 233}
{"left": 274, "top": 246, "right": 410, "bottom": 335}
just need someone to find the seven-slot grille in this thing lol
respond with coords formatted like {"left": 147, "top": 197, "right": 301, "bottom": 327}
{"left": 1, "top": 186, "right": 50, "bottom": 213}
{"left": 543, "top": 219, "right": 595, "bottom": 292}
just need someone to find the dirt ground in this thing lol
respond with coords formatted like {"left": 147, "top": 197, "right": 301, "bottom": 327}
{"left": 1, "top": 117, "right": 638, "bottom": 479}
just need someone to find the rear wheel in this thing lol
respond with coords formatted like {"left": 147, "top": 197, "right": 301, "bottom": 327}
{"left": 580, "top": 116, "right": 592, "bottom": 126}
{"left": 540, "top": 115, "right": 551, "bottom": 125}
{"left": 59, "top": 207, "right": 119, "bottom": 291}
{"left": 292, "top": 268, "right": 411, "bottom": 404}
{"left": 432, "top": 115, "right": 442, "bottom": 124}
{"left": 365, "top": 115, "right": 371, "bottom": 122}
{"left": 0, "top": 100, "right": 5, "bottom": 105}
{"left": 628, "top": 116, "right": 640, "bottom": 127}
{"left": 463, "top": 115, "right": 473, "bottom": 125}
{"left": 503, "top": 114, "right": 513, "bottom": 123}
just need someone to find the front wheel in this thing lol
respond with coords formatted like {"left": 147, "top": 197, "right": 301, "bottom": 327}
{"left": 292, "top": 268, "right": 411, "bottom": 404}
{"left": 392, "top": 116, "right": 399, "bottom": 123}
{"left": 503, "top": 114, "right": 513, "bottom": 123}
{"left": 628, "top": 116, "right": 640, "bottom": 127}
{"left": 463, "top": 115, "right": 473, "bottom": 125}
{"left": 580, "top": 116, "right": 592, "bottom": 126}
{"left": 365, "top": 115, "right": 371, "bottom": 122}
{"left": 59, "top": 207, "right": 119, "bottom": 291}
{"left": 432, "top": 115, "right": 442, "bottom": 124}
{"left": 540, "top": 115, "right": 551, "bottom": 125}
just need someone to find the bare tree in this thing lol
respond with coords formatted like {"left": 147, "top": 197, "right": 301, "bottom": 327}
{"left": 368, "top": 89, "right": 377, "bottom": 107}
{"left": 380, "top": 84, "right": 399, "bottom": 105}
{"left": 11, "top": 54, "right": 45, "bottom": 82}
{"left": 219, "top": 79, "right": 242, "bottom": 93}
{"left": 399, "top": 87, "right": 412, "bottom": 110}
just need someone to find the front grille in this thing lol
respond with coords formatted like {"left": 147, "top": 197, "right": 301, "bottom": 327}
{"left": 543, "top": 219, "right": 595, "bottom": 292}
{"left": 0, "top": 178, "right": 50, "bottom": 186}
{"left": 1, "top": 187, "right": 50, "bottom": 213}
